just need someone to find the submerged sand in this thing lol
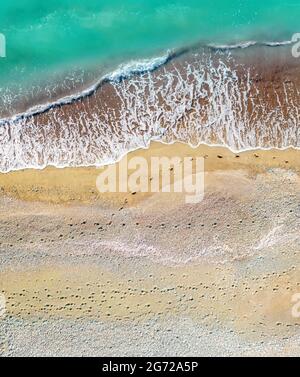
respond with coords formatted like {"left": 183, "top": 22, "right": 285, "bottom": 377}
{"left": 1, "top": 45, "right": 300, "bottom": 173}
{"left": 0, "top": 142, "right": 300, "bottom": 356}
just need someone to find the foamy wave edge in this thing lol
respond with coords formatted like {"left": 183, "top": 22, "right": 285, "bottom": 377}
{"left": 0, "top": 54, "right": 172, "bottom": 126}
{"left": 0, "top": 38, "right": 298, "bottom": 173}
{"left": 0, "top": 38, "right": 293, "bottom": 126}
{"left": 208, "top": 39, "right": 293, "bottom": 49}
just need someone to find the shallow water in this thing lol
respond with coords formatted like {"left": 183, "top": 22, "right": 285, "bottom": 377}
{"left": 0, "top": 44, "right": 299, "bottom": 172}
{"left": 0, "top": 2, "right": 299, "bottom": 171}
{"left": 0, "top": 1, "right": 299, "bottom": 114}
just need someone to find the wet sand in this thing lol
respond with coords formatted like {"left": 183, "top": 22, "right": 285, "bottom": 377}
{"left": 1, "top": 45, "right": 300, "bottom": 173}
{"left": 0, "top": 142, "right": 300, "bottom": 356}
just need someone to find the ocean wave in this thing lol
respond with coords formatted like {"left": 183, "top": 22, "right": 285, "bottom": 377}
{"left": 0, "top": 53, "right": 171, "bottom": 126}
{"left": 0, "top": 40, "right": 299, "bottom": 172}
{"left": 264, "top": 40, "right": 293, "bottom": 46}
{"left": 208, "top": 41, "right": 258, "bottom": 49}
{"left": 0, "top": 38, "right": 294, "bottom": 125}
{"left": 208, "top": 39, "right": 293, "bottom": 50}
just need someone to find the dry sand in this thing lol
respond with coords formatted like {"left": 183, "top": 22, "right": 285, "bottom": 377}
{"left": 0, "top": 142, "right": 300, "bottom": 356}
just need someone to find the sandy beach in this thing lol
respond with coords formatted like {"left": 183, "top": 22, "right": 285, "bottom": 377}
{"left": 1, "top": 142, "right": 300, "bottom": 356}
{"left": 2, "top": 0, "right": 300, "bottom": 360}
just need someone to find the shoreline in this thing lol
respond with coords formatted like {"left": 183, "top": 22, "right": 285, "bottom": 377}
{"left": 0, "top": 39, "right": 294, "bottom": 124}
{"left": 1, "top": 141, "right": 300, "bottom": 204}
{"left": 0, "top": 44, "right": 299, "bottom": 173}
{"left": 2, "top": 2, "right": 300, "bottom": 357}
{"left": 1, "top": 141, "right": 300, "bottom": 356}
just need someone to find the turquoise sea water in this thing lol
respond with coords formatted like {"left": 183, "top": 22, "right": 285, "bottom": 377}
{"left": 0, "top": 0, "right": 299, "bottom": 95}
{"left": 0, "top": 1, "right": 299, "bottom": 171}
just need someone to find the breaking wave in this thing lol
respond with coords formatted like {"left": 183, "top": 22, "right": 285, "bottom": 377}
{"left": 0, "top": 40, "right": 299, "bottom": 172}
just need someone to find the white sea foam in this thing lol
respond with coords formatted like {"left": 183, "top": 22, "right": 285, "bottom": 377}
{"left": 264, "top": 40, "right": 293, "bottom": 46}
{"left": 106, "top": 54, "right": 171, "bottom": 81}
{"left": 0, "top": 39, "right": 292, "bottom": 124}
{"left": 209, "top": 39, "right": 293, "bottom": 49}
{"left": 0, "top": 42, "right": 299, "bottom": 173}
{"left": 0, "top": 53, "right": 171, "bottom": 126}
{"left": 208, "top": 41, "right": 257, "bottom": 49}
